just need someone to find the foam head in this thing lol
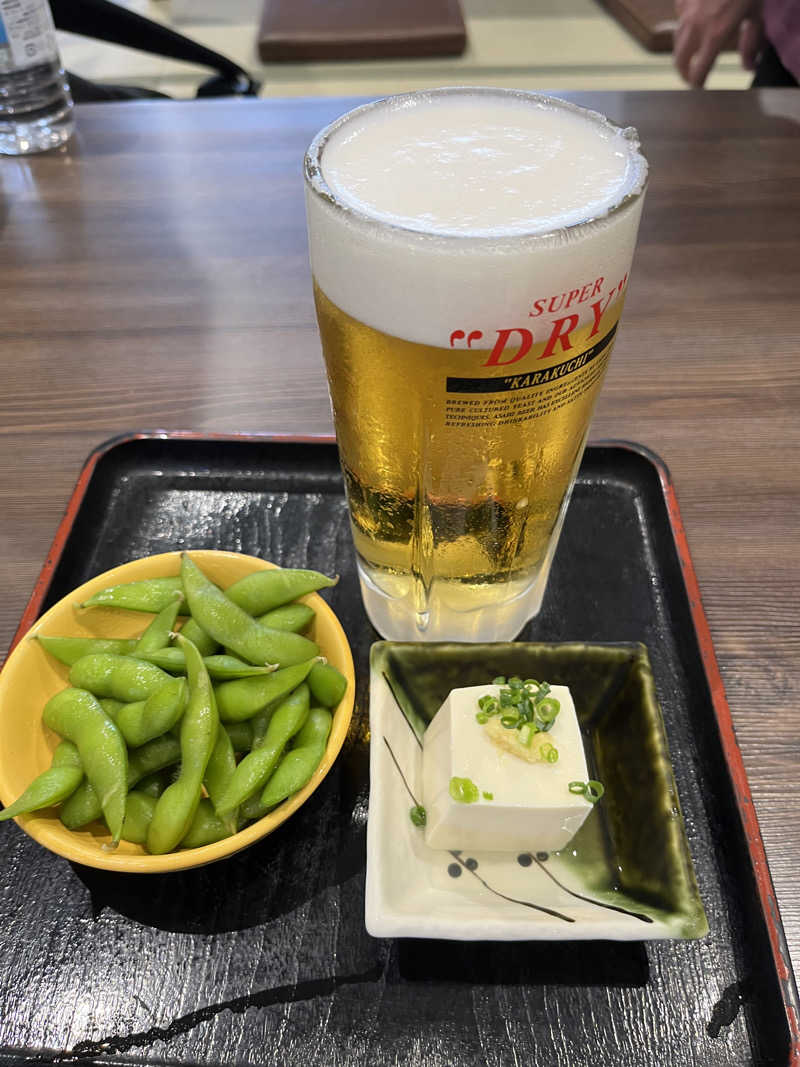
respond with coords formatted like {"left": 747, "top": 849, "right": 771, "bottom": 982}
{"left": 305, "top": 88, "right": 648, "bottom": 347}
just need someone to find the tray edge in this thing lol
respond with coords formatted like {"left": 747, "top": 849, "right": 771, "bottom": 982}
{"left": 594, "top": 437, "right": 800, "bottom": 1063}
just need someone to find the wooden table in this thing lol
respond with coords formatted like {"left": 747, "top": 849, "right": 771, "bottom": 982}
{"left": 1, "top": 89, "right": 799, "bottom": 980}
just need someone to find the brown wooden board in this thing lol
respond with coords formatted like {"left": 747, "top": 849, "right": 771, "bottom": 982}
{"left": 257, "top": 0, "right": 466, "bottom": 62}
{"left": 595, "top": 0, "right": 739, "bottom": 53}
{"left": 595, "top": 0, "right": 677, "bottom": 52}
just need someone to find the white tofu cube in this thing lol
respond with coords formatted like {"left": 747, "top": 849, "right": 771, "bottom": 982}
{"left": 422, "top": 684, "right": 592, "bottom": 852}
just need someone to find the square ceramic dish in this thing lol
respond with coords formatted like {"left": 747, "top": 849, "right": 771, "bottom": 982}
{"left": 367, "top": 641, "right": 707, "bottom": 941}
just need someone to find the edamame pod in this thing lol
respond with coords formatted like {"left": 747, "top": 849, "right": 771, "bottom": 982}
{"left": 123, "top": 793, "right": 233, "bottom": 849}
{"left": 99, "top": 698, "right": 124, "bottom": 720}
{"left": 225, "top": 568, "right": 337, "bottom": 616}
{"left": 36, "top": 636, "right": 139, "bottom": 667}
{"left": 307, "top": 661, "right": 347, "bottom": 708}
{"left": 214, "top": 658, "right": 316, "bottom": 722}
{"left": 136, "top": 771, "right": 171, "bottom": 798}
{"left": 223, "top": 722, "right": 253, "bottom": 753}
{"left": 180, "top": 554, "right": 318, "bottom": 668}
{"left": 133, "top": 593, "right": 183, "bottom": 654}
{"left": 115, "top": 676, "right": 188, "bottom": 748}
{"left": 136, "top": 648, "right": 278, "bottom": 680}
{"left": 60, "top": 733, "right": 181, "bottom": 829}
{"left": 259, "top": 707, "right": 332, "bottom": 809}
{"left": 204, "top": 724, "right": 237, "bottom": 832}
{"left": 176, "top": 618, "right": 219, "bottom": 657}
{"left": 81, "top": 577, "right": 184, "bottom": 613}
{"left": 0, "top": 742, "right": 83, "bottom": 821}
{"left": 214, "top": 684, "right": 310, "bottom": 818}
{"left": 256, "top": 603, "right": 315, "bottom": 634}
{"left": 69, "top": 653, "right": 173, "bottom": 703}
{"left": 250, "top": 708, "right": 272, "bottom": 749}
{"left": 146, "top": 635, "right": 218, "bottom": 855}
{"left": 180, "top": 798, "right": 232, "bottom": 849}
{"left": 43, "top": 688, "right": 128, "bottom": 845}
{"left": 121, "top": 791, "right": 158, "bottom": 844}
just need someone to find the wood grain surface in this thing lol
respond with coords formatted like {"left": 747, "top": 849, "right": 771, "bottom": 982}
{"left": 0, "top": 88, "right": 798, "bottom": 1012}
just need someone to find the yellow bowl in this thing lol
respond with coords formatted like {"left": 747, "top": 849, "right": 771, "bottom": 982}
{"left": 0, "top": 550, "right": 355, "bottom": 873}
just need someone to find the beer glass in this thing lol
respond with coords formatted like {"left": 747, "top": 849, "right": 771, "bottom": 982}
{"left": 304, "top": 88, "right": 647, "bottom": 642}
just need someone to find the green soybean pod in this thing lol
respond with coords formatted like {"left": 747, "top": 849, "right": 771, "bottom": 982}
{"left": 176, "top": 618, "right": 219, "bottom": 657}
{"left": 99, "top": 698, "right": 125, "bottom": 720}
{"left": 138, "top": 648, "right": 278, "bottom": 681}
{"left": 180, "top": 554, "right": 318, "bottom": 668}
{"left": 43, "top": 688, "right": 128, "bottom": 845}
{"left": 133, "top": 593, "right": 184, "bottom": 654}
{"left": 146, "top": 635, "right": 218, "bottom": 855}
{"left": 132, "top": 647, "right": 187, "bottom": 673}
{"left": 60, "top": 734, "right": 181, "bottom": 829}
{"left": 214, "top": 684, "right": 310, "bottom": 818}
{"left": 81, "top": 577, "right": 185, "bottom": 613}
{"left": 121, "top": 791, "right": 158, "bottom": 844}
{"left": 204, "top": 724, "right": 237, "bottom": 832}
{"left": 250, "top": 708, "right": 272, "bottom": 750}
{"left": 0, "top": 742, "right": 83, "bottom": 821}
{"left": 214, "top": 659, "right": 316, "bottom": 723}
{"left": 259, "top": 707, "right": 333, "bottom": 810}
{"left": 307, "top": 661, "right": 348, "bottom": 708}
{"left": 180, "top": 798, "right": 233, "bottom": 849}
{"left": 225, "top": 568, "right": 337, "bottom": 616}
{"left": 256, "top": 603, "right": 315, "bottom": 634}
{"left": 36, "top": 636, "right": 139, "bottom": 667}
{"left": 136, "top": 771, "right": 171, "bottom": 798}
{"left": 69, "top": 653, "right": 173, "bottom": 703}
{"left": 224, "top": 722, "right": 253, "bottom": 753}
{"left": 115, "top": 676, "right": 188, "bottom": 748}
{"left": 239, "top": 791, "right": 269, "bottom": 823}
{"left": 127, "top": 734, "right": 182, "bottom": 783}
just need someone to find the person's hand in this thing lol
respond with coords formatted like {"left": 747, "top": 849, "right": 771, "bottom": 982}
{"left": 674, "top": 0, "right": 763, "bottom": 87}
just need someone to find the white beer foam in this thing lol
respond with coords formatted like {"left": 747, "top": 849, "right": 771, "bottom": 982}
{"left": 305, "top": 89, "right": 647, "bottom": 348}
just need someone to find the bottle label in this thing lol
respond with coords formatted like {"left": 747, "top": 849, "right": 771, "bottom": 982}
{"left": 0, "top": 0, "right": 58, "bottom": 74}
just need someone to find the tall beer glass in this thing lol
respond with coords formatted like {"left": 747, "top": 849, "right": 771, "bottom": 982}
{"left": 304, "top": 88, "right": 647, "bottom": 642}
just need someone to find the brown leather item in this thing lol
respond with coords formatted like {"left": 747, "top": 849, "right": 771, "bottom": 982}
{"left": 257, "top": 0, "right": 467, "bottom": 61}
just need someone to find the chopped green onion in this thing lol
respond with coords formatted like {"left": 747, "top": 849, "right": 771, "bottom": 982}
{"left": 585, "top": 780, "right": 605, "bottom": 803}
{"left": 540, "top": 742, "right": 559, "bottom": 763}
{"left": 537, "top": 697, "right": 560, "bottom": 723}
{"left": 568, "top": 780, "right": 605, "bottom": 803}
{"left": 519, "top": 723, "right": 535, "bottom": 747}
{"left": 477, "top": 676, "right": 563, "bottom": 735}
{"left": 449, "top": 777, "right": 480, "bottom": 804}
{"left": 409, "top": 805, "right": 427, "bottom": 827}
{"left": 482, "top": 791, "right": 493, "bottom": 801}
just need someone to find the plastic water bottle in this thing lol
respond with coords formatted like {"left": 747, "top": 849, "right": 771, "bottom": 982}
{"left": 0, "top": 0, "right": 73, "bottom": 154}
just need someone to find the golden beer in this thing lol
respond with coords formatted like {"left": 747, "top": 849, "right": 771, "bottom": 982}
{"left": 305, "top": 89, "right": 647, "bottom": 641}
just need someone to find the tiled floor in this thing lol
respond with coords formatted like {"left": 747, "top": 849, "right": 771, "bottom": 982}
{"left": 57, "top": 0, "right": 751, "bottom": 99}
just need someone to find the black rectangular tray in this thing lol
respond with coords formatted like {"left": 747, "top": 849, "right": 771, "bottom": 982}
{"left": 1, "top": 432, "right": 797, "bottom": 1067}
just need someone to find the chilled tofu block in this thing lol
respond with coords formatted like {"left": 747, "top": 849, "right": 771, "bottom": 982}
{"left": 422, "top": 684, "right": 592, "bottom": 852}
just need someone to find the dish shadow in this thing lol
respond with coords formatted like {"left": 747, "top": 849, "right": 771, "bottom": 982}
{"left": 69, "top": 771, "right": 368, "bottom": 935}
{"left": 395, "top": 937, "right": 649, "bottom": 988}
